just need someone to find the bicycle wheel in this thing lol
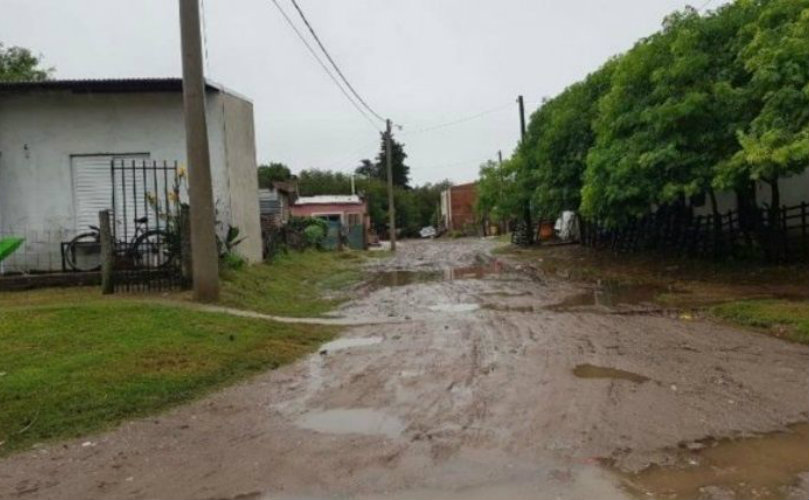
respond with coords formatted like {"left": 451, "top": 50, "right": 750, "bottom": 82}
{"left": 131, "top": 229, "right": 176, "bottom": 269}
{"left": 66, "top": 232, "right": 102, "bottom": 272}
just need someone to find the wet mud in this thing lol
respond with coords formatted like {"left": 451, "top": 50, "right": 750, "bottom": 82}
{"left": 0, "top": 239, "right": 806, "bottom": 500}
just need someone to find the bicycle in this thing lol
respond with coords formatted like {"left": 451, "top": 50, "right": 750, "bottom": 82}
{"left": 65, "top": 216, "right": 176, "bottom": 272}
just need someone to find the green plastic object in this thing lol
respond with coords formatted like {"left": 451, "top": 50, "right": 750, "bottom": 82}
{"left": 0, "top": 237, "right": 24, "bottom": 263}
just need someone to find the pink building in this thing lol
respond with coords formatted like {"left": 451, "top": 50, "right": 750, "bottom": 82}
{"left": 290, "top": 195, "right": 369, "bottom": 229}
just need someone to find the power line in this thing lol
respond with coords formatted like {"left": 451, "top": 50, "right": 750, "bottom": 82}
{"left": 698, "top": 0, "right": 715, "bottom": 12}
{"left": 288, "top": 0, "right": 387, "bottom": 124}
{"left": 268, "top": 0, "right": 381, "bottom": 132}
{"left": 402, "top": 102, "right": 513, "bottom": 136}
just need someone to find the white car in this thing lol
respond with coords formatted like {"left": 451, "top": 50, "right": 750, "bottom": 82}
{"left": 419, "top": 226, "right": 437, "bottom": 238}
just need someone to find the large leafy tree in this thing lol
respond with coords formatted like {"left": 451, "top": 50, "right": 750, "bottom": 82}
{"left": 581, "top": 28, "right": 677, "bottom": 225}
{"left": 257, "top": 162, "right": 293, "bottom": 189}
{"left": 521, "top": 61, "right": 615, "bottom": 218}
{"left": 0, "top": 43, "right": 52, "bottom": 82}
{"left": 726, "top": 0, "right": 809, "bottom": 211}
{"left": 374, "top": 131, "right": 411, "bottom": 189}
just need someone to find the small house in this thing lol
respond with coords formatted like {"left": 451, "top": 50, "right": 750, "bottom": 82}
{"left": 259, "top": 181, "right": 297, "bottom": 230}
{"left": 0, "top": 78, "right": 263, "bottom": 272}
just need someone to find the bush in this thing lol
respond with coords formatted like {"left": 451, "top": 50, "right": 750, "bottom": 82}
{"left": 304, "top": 224, "right": 326, "bottom": 249}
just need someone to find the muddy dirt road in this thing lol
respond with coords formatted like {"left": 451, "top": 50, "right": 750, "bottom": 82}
{"left": 1, "top": 239, "right": 808, "bottom": 499}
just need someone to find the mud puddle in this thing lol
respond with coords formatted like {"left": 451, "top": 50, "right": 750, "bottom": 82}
{"left": 549, "top": 282, "right": 683, "bottom": 311}
{"left": 319, "top": 337, "right": 382, "bottom": 354}
{"left": 295, "top": 409, "right": 405, "bottom": 438}
{"left": 613, "top": 423, "right": 809, "bottom": 500}
{"left": 573, "top": 364, "right": 650, "bottom": 383}
{"left": 367, "top": 261, "right": 505, "bottom": 290}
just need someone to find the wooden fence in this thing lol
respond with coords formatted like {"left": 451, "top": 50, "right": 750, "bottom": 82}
{"left": 580, "top": 202, "right": 809, "bottom": 263}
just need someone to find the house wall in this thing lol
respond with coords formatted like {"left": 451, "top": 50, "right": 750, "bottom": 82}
{"left": 0, "top": 87, "right": 260, "bottom": 271}
{"left": 221, "top": 93, "right": 262, "bottom": 262}
{"left": 693, "top": 168, "right": 809, "bottom": 216}
{"left": 290, "top": 203, "right": 368, "bottom": 226}
{"left": 447, "top": 183, "right": 478, "bottom": 232}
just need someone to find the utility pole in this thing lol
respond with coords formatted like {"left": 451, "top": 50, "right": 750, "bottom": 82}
{"left": 498, "top": 150, "right": 503, "bottom": 166}
{"left": 179, "top": 0, "right": 220, "bottom": 302}
{"left": 517, "top": 95, "right": 533, "bottom": 244}
{"left": 518, "top": 95, "right": 526, "bottom": 142}
{"left": 385, "top": 119, "right": 397, "bottom": 252}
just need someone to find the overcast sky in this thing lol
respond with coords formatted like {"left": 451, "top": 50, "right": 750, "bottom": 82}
{"left": 2, "top": 0, "right": 729, "bottom": 185}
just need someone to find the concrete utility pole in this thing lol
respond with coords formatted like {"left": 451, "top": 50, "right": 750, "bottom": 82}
{"left": 179, "top": 0, "right": 220, "bottom": 302}
{"left": 517, "top": 95, "right": 533, "bottom": 244}
{"left": 498, "top": 150, "right": 503, "bottom": 166}
{"left": 385, "top": 119, "right": 397, "bottom": 252}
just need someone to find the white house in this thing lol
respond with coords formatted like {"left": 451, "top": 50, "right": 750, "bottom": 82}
{"left": 0, "top": 78, "right": 262, "bottom": 272}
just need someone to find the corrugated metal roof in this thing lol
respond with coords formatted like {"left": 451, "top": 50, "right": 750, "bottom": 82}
{"left": 0, "top": 78, "right": 221, "bottom": 94}
{"left": 295, "top": 195, "right": 363, "bottom": 205}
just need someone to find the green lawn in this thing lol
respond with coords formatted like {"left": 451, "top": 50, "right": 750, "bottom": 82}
{"left": 0, "top": 249, "right": 372, "bottom": 456}
{"left": 220, "top": 250, "right": 366, "bottom": 317}
{"left": 0, "top": 302, "right": 337, "bottom": 456}
{"left": 711, "top": 300, "right": 809, "bottom": 344}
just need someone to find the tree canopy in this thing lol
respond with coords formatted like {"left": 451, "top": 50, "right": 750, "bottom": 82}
{"left": 257, "top": 162, "right": 293, "bottom": 189}
{"left": 0, "top": 43, "right": 52, "bottom": 82}
{"left": 479, "top": 0, "right": 809, "bottom": 228}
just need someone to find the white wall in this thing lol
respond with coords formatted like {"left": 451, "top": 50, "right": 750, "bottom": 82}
{"left": 693, "top": 168, "right": 809, "bottom": 216}
{"left": 0, "top": 87, "right": 260, "bottom": 271}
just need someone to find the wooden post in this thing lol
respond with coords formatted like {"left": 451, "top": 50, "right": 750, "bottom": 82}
{"left": 99, "top": 210, "right": 114, "bottom": 295}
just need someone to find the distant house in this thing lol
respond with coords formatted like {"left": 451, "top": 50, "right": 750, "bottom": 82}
{"left": 0, "top": 78, "right": 263, "bottom": 272}
{"left": 258, "top": 181, "right": 297, "bottom": 230}
{"left": 290, "top": 195, "right": 368, "bottom": 228}
{"left": 441, "top": 182, "right": 479, "bottom": 233}
{"left": 291, "top": 195, "right": 369, "bottom": 250}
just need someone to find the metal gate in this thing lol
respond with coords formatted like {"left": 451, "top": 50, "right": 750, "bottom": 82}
{"left": 110, "top": 159, "right": 187, "bottom": 292}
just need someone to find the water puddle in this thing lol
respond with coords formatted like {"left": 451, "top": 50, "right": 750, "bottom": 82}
{"left": 367, "top": 261, "right": 505, "bottom": 290}
{"left": 613, "top": 423, "right": 809, "bottom": 500}
{"left": 295, "top": 408, "right": 405, "bottom": 438}
{"left": 319, "top": 336, "right": 382, "bottom": 353}
{"left": 428, "top": 303, "right": 480, "bottom": 313}
{"left": 549, "top": 283, "right": 681, "bottom": 310}
{"left": 481, "top": 304, "right": 537, "bottom": 313}
{"left": 573, "top": 364, "right": 650, "bottom": 383}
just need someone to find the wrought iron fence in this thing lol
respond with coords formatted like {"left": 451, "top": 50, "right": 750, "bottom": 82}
{"left": 108, "top": 159, "right": 187, "bottom": 292}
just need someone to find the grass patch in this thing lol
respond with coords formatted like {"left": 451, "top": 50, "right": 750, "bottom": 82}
{"left": 0, "top": 302, "right": 336, "bottom": 455}
{"left": 711, "top": 300, "right": 809, "bottom": 344}
{"left": 220, "top": 250, "right": 365, "bottom": 317}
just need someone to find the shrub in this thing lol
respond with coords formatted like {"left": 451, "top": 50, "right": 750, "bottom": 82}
{"left": 304, "top": 224, "right": 326, "bottom": 249}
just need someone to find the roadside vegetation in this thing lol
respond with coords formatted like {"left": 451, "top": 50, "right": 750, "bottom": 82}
{"left": 712, "top": 300, "right": 809, "bottom": 344}
{"left": 0, "top": 302, "right": 336, "bottom": 456}
{"left": 478, "top": 0, "right": 808, "bottom": 231}
{"left": 0, "top": 249, "right": 374, "bottom": 456}
{"left": 220, "top": 250, "right": 366, "bottom": 317}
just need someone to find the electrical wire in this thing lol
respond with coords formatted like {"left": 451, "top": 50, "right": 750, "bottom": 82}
{"left": 288, "top": 0, "right": 387, "bottom": 124}
{"left": 698, "top": 0, "right": 715, "bottom": 12}
{"left": 268, "top": 0, "right": 381, "bottom": 132}
{"left": 402, "top": 102, "right": 514, "bottom": 136}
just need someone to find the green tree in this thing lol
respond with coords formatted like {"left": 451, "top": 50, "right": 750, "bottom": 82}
{"left": 297, "top": 169, "right": 351, "bottom": 196}
{"left": 725, "top": 0, "right": 809, "bottom": 212}
{"left": 375, "top": 131, "right": 411, "bottom": 188}
{"left": 354, "top": 158, "right": 379, "bottom": 179}
{"left": 257, "top": 162, "right": 293, "bottom": 189}
{"left": 0, "top": 43, "right": 52, "bottom": 82}
{"left": 520, "top": 61, "right": 615, "bottom": 219}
